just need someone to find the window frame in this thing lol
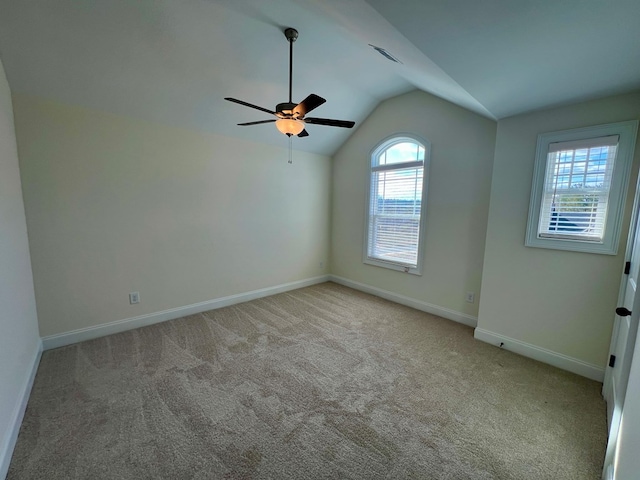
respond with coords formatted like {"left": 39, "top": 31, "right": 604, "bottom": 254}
{"left": 525, "top": 120, "right": 638, "bottom": 255}
{"left": 363, "top": 133, "right": 431, "bottom": 275}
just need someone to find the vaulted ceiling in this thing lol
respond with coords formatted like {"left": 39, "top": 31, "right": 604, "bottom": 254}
{"left": 0, "top": 0, "right": 639, "bottom": 156}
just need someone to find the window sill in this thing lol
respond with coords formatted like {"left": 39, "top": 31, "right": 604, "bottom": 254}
{"left": 525, "top": 236, "right": 615, "bottom": 255}
{"left": 364, "top": 257, "right": 422, "bottom": 275}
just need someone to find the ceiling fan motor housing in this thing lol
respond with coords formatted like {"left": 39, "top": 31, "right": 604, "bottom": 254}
{"left": 276, "top": 102, "right": 299, "bottom": 118}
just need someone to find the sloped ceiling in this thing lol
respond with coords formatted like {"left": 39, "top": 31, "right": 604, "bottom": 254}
{"left": 0, "top": 0, "right": 638, "bottom": 156}
{"left": 367, "top": 0, "right": 640, "bottom": 119}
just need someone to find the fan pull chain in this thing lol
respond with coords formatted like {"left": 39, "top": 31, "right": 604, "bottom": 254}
{"left": 288, "top": 135, "right": 293, "bottom": 164}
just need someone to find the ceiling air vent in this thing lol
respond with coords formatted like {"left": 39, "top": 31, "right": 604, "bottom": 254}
{"left": 369, "top": 44, "right": 403, "bottom": 64}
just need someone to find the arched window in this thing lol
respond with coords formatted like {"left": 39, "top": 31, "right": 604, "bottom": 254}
{"left": 364, "top": 134, "right": 430, "bottom": 275}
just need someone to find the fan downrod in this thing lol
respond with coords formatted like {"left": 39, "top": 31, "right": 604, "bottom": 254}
{"left": 283, "top": 28, "right": 298, "bottom": 104}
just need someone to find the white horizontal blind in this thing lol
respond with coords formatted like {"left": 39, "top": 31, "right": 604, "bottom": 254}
{"left": 368, "top": 141, "right": 425, "bottom": 266}
{"left": 538, "top": 135, "right": 619, "bottom": 242}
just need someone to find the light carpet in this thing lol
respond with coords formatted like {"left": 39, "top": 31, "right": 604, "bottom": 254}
{"left": 8, "top": 282, "right": 606, "bottom": 479}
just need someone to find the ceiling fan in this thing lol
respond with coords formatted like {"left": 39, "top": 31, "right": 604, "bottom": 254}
{"left": 225, "top": 27, "right": 355, "bottom": 138}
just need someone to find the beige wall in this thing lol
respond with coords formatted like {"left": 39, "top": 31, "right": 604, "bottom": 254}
{"left": 13, "top": 94, "right": 331, "bottom": 337}
{"left": 12, "top": 84, "right": 640, "bottom": 378}
{"left": 0, "top": 60, "right": 40, "bottom": 476}
{"left": 331, "top": 90, "right": 497, "bottom": 317}
{"left": 478, "top": 92, "right": 640, "bottom": 367}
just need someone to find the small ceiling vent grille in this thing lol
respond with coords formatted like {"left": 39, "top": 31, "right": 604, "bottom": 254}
{"left": 369, "top": 44, "right": 403, "bottom": 64}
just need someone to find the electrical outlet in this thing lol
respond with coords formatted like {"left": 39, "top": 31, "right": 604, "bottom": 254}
{"left": 465, "top": 292, "right": 475, "bottom": 303}
{"left": 319, "top": 261, "right": 324, "bottom": 269}
{"left": 129, "top": 292, "right": 140, "bottom": 304}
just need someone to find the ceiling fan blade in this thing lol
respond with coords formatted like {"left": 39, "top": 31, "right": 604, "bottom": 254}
{"left": 237, "top": 119, "right": 277, "bottom": 126}
{"left": 298, "top": 129, "right": 309, "bottom": 138}
{"left": 305, "top": 117, "right": 355, "bottom": 128}
{"left": 225, "top": 97, "right": 276, "bottom": 115}
{"left": 293, "top": 94, "right": 326, "bottom": 117}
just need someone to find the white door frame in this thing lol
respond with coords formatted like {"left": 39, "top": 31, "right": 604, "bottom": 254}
{"left": 610, "top": 326, "right": 640, "bottom": 478}
{"left": 604, "top": 160, "right": 640, "bottom": 402}
{"left": 602, "top": 169, "right": 640, "bottom": 479}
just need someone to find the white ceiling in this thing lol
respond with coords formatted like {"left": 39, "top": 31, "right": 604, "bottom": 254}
{"left": 367, "top": 0, "right": 640, "bottom": 119}
{"left": 0, "top": 0, "right": 638, "bottom": 156}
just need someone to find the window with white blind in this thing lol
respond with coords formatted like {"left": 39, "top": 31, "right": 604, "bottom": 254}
{"left": 526, "top": 121, "right": 638, "bottom": 254}
{"left": 364, "top": 135, "right": 430, "bottom": 274}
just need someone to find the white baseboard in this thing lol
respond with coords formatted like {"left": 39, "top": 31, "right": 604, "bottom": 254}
{"left": 0, "top": 339, "right": 42, "bottom": 480}
{"left": 329, "top": 275, "right": 478, "bottom": 328}
{"left": 474, "top": 327, "right": 605, "bottom": 382}
{"left": 42, "top": 275, "right": 331, "bottom": 350}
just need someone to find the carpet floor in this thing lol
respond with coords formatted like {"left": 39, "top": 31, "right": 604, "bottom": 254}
{"left": 8, "top": 282, "right": 607, "bottom": 479}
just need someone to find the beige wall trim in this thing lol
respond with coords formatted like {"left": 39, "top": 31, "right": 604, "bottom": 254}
{"left": 330, "top": 275, "right": 478, "bottom": 328}
{"left": 42, "top": 275, "right": 331, "bottom": 351}
{"left": 474, "top": 327, "right": 605, "bottom": 381}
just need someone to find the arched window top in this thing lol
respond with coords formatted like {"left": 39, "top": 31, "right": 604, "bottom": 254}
{"left": 372, "top": 134, "right": 428, "bottom": 168}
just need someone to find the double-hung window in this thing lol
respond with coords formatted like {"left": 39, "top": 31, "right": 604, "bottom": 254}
{"left": 364, "top": 135, "right": 430, "bottom": 275}
{"left": 526, "top": 121, "right": 638, "bottom": 254}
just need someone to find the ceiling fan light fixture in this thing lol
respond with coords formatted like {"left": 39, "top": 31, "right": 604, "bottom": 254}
{"left": 275, "top": 118, "right": 305, "bottom": 136}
